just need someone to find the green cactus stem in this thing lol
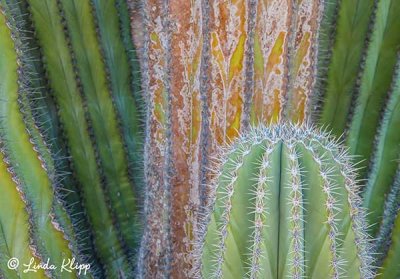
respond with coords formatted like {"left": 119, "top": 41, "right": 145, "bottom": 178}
{"left": 196, "top": 123, "right": 373, "bottom": 279}
{"left": 374, "top": 169, "right": 400, "bottom": 278}
{"left": 0, "top": 4, "right": 79, "bottom": 278}
{"left": 91, "top": 0, "right": 144, "bottom": 196}
{"left": 363, "top": 56, "right": 400, "bottom": 237}
{"left": 318, "top": 0, "right": 375, "bottom": 136}
{"left": 59, "top": 0, "right": 140, "bottom": 259}
{"left": 0, "top": 149, "right": 46, "bottom": 279}
{"left": 4, "top": 0, "right": 102, "bottom": 271}
{"left": 347, "top": 0, "right": 400, "bottom": 177}
{"left": 26, "top": 0, "right": 141, "bottom": 275}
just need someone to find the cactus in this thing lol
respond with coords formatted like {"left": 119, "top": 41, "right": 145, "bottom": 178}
{"left": 0, "top": 0, "right": 144, "bottom": 277}
{"left": 374, "top": 169, "right": 400, "bottom": 279}
{"left": 24, "top": 0, "right": 144, "bottom": 275}
{"left": 196, "top": 123, "right": 373, "bottom": 279}
{"left": 316, "top": 0, "right": 400, "bottom": 275}
{"left": 138, "top": 0, "right": 324, "bottom": 276}
{"left": 317, "top": 0, "right": 375, "bottom": 135}
{"left": 0, "top": 4, "right": 80, "bottom": 278}
{"left": 1, "top": 0, "right": 400, "bottom": 278}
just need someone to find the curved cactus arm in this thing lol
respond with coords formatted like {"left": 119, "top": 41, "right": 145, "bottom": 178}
{"left": 347, "top": 0, "right": 400, "bottom": 176}
{"left": 198, "top": 124, "right": 374, "bottom": 279}
{"left": 362, "top": 57, "right": 400, "bottom": 236}
{"left": 26, "top": 0, "right": 132, "bottom": 275}
{"left": 317, "top": 0, "right": 375, "bottom": 136}
{"left": 0, "top": 5, "right": 77, "bottom": 278}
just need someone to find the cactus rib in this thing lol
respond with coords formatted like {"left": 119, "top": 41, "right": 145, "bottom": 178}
{"left": 91, "top": 0, "right": 145, "bottom": 199}
{"left": 363, "top": 55, "right": 400, "bottom": 236}
{"left": 58, "top": 0, "right": 140, "bottom": 262}
{"left": 318, "top": 0, "right": 375, "bottom": 136}
{"left": 347, "top": 0, "right": 400, "bottom": 177}
{"left": 0, "top": 5, "right": 76, "bottom": 278}
{"left": 197, "top": 124, "right": 374, "bottom": 279}
{"left": 26, "top": 0, "right": 132, "bottom": 275}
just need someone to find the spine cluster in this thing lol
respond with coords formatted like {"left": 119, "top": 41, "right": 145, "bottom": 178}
{"left": 196, "top": 123, "right": 374, "bottom": 279}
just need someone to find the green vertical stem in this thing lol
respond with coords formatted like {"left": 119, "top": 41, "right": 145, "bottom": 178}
{"left": 318, "top": 0, "right": 375, "bottom": 136}
{"left": 59, "top": 0, "right": 140, "bottom": 260}
{"left": 347, "top": 0, "right": 400, "bottom": 177}
{"left": 0, "top": 6, "right": 76, "bottom": 278}
{"left": 26, "top": 0, "right": 131, "bottom": 275}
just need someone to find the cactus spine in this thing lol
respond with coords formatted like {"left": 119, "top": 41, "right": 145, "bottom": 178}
{"left": 196, "top": 124, "right": 373, "bottom": 279}
{"left": 16, "top": 0, "right": 144, "bottom": 276}
{"left": 139, "top": 0, "right": 324, "bottom": 276}
{"left": 315, "top": 0, "right": 400, "bottom": 274}
{"left": 0, "top": 4, "right": 80, "bottom": 278}
{"left": 317, "top": 0, "right": 375, "bottom": 135}
{"left": 347, "top": 0, "right": 400, "bottom": 177}
{"left": 374, "top": 170, "right": 400, "bottom": 279}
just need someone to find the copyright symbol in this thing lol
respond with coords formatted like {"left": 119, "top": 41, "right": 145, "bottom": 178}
{"left": 7, "top": 258, "right": 19, "bottom": 270}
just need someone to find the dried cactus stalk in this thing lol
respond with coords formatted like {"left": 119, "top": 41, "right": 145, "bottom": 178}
{"left": 138, "top": 0, "right": 171, "bottom": 277}
{"left": 196, "top": 124, "right": 373, "bottom": 279}
{"left": 285, "top": 0, "right": 323, "bottom": 122}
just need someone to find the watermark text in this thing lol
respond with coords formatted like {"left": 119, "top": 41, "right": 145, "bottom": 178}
{"left": 7, "top": 257, "right": 91, "bottom": 275}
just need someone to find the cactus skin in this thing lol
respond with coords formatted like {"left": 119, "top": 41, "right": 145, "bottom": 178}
{"left": 138, "top": 0, "right": 324, "bottom": 276}
{"left": 347, "top": 0, "right": 400, "bottom": 178}
{"left": 374, "top": 170, "right": 400, "bottom": 279}
{"left": 59, "top": 0, "right": 140, "bottom": 260}
{"left": 0, "top": 4, "right": 80, "bottom": 278}
{"left": 317, "top": 0, "right": 375, "bottom": 136}
{"left": 379, "top": 212, "right": 400, "bottom": 279}
{"left": 362, "top": 57, "right": 400, "bottom": 237}
{"left": 0, "top": 149, "right": 46, "bottom": 279}
{"left": 24, "top": 0, "right": 143, "bottom": 276}
{"left": 314, "top": 0, "right": 400, "bottom": 275}
{"left": 91, "top": 0, "right": 145, "bottom": 196}
{"left": 196, "top": 124, "right": 373, "bottom": 279}
{"left": 4, "top": 0, "right": 99, "bottom": 269}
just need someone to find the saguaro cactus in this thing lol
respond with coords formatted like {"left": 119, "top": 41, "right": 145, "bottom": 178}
{"left": 196, "top": 123, "right": 373, "bottom": 279}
